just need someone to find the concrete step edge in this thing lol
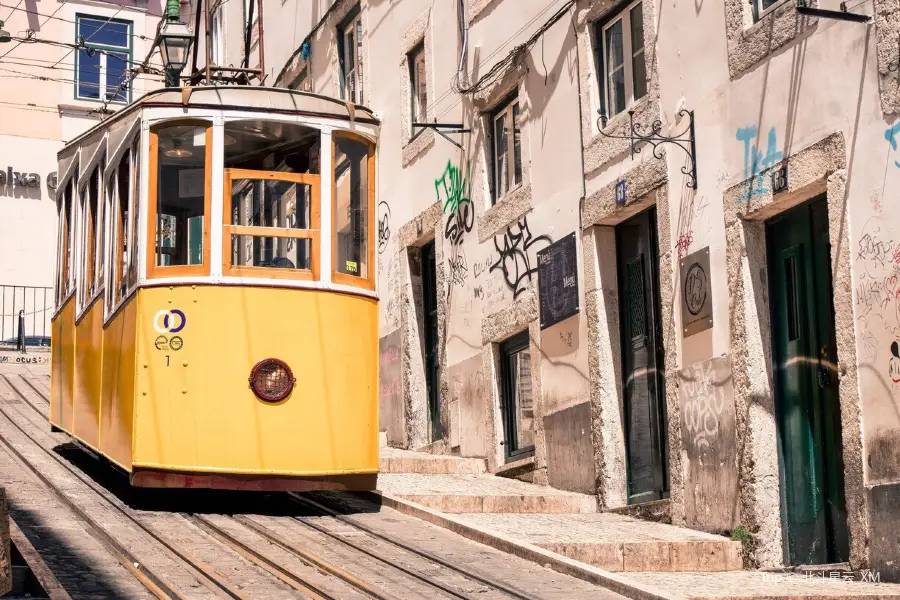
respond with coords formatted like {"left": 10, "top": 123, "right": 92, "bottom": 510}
{"left": 361, "top": 489, "right": 678, "bottom": 600}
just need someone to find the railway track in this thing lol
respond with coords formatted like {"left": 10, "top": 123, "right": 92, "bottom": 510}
{"left": 0, "top": 374, "right": 548, "bottom": 600}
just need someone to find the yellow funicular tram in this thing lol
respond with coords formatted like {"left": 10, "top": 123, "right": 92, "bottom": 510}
{"left": 50, "top": 87, "right": 379, "bottom": 491}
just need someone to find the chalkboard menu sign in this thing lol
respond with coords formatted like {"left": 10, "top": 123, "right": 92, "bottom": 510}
{"left": 537, "top": 232, "right": 579, "bottom": 330}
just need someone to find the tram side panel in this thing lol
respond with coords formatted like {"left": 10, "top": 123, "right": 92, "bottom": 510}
{"left": 131, "top": 285, "right": 379, "bottom": 479}
{"left": 49, "top": 298, "right": 76, "bottom": 432}
{"left": 98, "top": 296, "right": 139, "bottom": 470}
{"left": 72, "top": 300, "right": 104, "bottom": 450}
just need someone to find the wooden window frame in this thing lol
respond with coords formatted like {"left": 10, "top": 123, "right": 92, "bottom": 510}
{"left": 331, "top": 131, "right": 375, "bottom": 291}
{"left": 147, "top": 120, "right": 212, "bottom": 279}
{"left": 490, "top": 93, "right": 522, "bottom": 205}
{"left": 56, "top": 177, "right": 76, "bottom": 308}
{"left": 108, "top": 148, "right": 131, "bottom": 308}
{"left": 408, "top": 43, "right": 426, "bottom": 128}
{"left": 338, "top": 7, "right": 363, "bottom": 105}
{"left": 127, "top": 138, "right": 140, "bottom": 289}
{"left": 596, "top": 0, "right": 646, "bottom": 122}
{"left": 223, "top": 169, "right": 321, "bottom": 281}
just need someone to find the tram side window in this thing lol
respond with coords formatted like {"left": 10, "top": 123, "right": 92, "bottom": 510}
{"left": 333, "top": 135, "right": 372, "bottom": 281}
{"left": 78, "top": 165, "right": 101, "bottom": 308}
{"left": 111, "top": 149, "right": 131, "bottom": 304}
{"left": 56, "top": 178, "right": 75, "bottom": 307}
{"left": 154, "top": 124, "right": 208, "bottom": 268}
{"left": 128, "top": 139, "right": 140, "bottom": 287}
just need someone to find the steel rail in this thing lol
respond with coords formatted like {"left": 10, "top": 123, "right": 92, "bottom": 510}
{"left": 290, "top": 493, "right": 543, "bottom": 600}
{"left": 232, "top": 515, "right": 401, "bottom": 600}
{"left": 187, "top": 514, "right": 334, "bottom": 600}
{"left": 0, "top": 376, "right": 252, "bottom": 600}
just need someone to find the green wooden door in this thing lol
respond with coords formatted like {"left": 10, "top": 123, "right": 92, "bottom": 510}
{"left": 421, "top": 240, "right": 442, "bottom": 442}
{"left": 616, "top": 208, "right": 668, "bottom": 504}
{"left": 767, "top": 197, "right": 849, "bottom": 565}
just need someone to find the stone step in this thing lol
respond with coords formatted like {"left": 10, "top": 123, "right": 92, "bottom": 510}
{"left": 379, "top": 447, "right": 487, "bottom": 475}
{"left": 450, "top": 513, "right": 742, "bottom": 572}
{"left": 378, "top": 473, "right": 597, "bottom": 513}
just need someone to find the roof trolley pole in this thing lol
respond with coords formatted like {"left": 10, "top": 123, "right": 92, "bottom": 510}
{"left": 795, "top": 0, "right": 871, "bottom": 22}
{"left": 411, "top": 122, "right": 472, "bottom": 150}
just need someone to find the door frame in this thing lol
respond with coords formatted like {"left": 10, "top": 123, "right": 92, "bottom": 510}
{"left": 499, "top": 330, "right": 535, "bottom": 462}
{"left": 614, "top": 206, "right": 669, "bottom": 504}
{"left": 420, "top": 239, "right": 442, "bottom": 442}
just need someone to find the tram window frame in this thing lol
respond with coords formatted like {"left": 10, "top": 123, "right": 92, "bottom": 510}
{"left": 331, "top": 131, "right": 375, "bottom": 290}
{"left": 55, "top": 176, "right": 76, "bottom": 309}
{"left": 222, "top": 169, "right": 321, "bottom": 280}
{"left": 147, "top": 120, "right": 212, "bottom": 279}
{"left": 127, "top": 138, "right": 141, "bottom": 289}
{"left": 106, "top": 147, "right": 132, "bottom": 309}
{"left": 77, "top": 161, "right": 103, "bottom": 312}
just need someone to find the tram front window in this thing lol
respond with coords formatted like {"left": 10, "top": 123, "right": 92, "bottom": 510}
{"left": 230, "top": 178, "right": 313, "bottom": 270}
{"left": 334, "top": 135, "right": 372, "bottom": 281}
{"left": 155, "top": 124, "right": 208, "bottom": 267}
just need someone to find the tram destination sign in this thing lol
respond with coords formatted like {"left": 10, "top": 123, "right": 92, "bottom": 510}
{"left": 537, "top": 232, "right": 579, "bottom": 330}
{"left": 680, "top": 246, "right": 713, "bottom": 337}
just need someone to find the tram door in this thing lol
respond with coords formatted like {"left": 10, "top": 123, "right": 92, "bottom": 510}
{"left": 767, "top": 197, "right": 849, "bottom": 565}
{"left": 616, "top": 208, "right": 668, "bottom": 504}
{"left": 421, "top": 240, "right": 442, "bottom": 442}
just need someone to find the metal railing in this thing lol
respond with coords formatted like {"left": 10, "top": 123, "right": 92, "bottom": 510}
{"left": 0, "top": 286, "right": 52, "bottom": 352}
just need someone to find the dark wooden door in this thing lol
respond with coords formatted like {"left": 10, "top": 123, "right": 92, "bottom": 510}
{"left": 616, "top": 208, "right": 668, "bottom": 504}
{"left": 767, "top": 197, "right": 849, "bottom": 565}
{"left": 421, "top": 241, "right": 442, "bottom": 442}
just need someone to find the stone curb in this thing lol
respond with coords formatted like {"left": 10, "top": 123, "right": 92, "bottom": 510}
{"left": 360, "top": 490, "right": 677, "bottom": 600}
{"left": 8, "top": 517, "right": 71, "bottom": 600}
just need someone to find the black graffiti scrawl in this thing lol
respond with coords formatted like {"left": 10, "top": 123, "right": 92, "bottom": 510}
{"left": 377, "top": 201, "right": 391, "bottom": 255}
{"left": 490, "top": 216, "right": 551, "bottom": 299}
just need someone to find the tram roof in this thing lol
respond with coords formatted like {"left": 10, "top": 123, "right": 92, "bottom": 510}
{"left": 58, "top": 86, "right": 379, "bottom": 161}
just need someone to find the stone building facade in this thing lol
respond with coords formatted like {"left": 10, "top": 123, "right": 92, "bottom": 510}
{"left": 200, "top": 0, "right": 900, "bottom": 576}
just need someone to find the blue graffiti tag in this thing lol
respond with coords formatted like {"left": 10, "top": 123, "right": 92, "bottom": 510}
{"left": 736, "top": 126, "right": 783, "bottom": 200}
{"left": 885, "top": 122, "right": 900, "bottom": 168}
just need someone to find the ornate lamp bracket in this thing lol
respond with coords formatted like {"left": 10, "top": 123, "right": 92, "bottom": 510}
{"left": 596, "top": 108, "right": 698, "bottom": 189}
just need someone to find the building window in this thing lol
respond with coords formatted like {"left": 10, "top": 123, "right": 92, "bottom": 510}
{"left": 752, "top": 0, "right": 781, "bottom": 21}
{"left": 597, "top": 0, "right": 646, "bottom": 121}
{"left": 75, "top": 15, "right": 132, "bottom": 103}
{"left": 210, "top": 2, "right": 225, "bottom": 66}
{"left": 499, "top": 331, "right": 535, "bottom": 461}
{"left": 339, "top": 11, "right": 363, "bottom": 104}
{"left": 491, "top": 94, "right": 522, "bottom": 203}
{"left": 409, "top": 43, "right": 426, "bottom": 129}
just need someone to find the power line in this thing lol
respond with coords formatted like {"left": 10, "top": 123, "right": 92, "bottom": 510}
{"left": 49, "top": 5, "right": 127, "bottom": 70}
{"left": 1, "top": 0, "right": 22, "bottom": 23}
{"left": 0, "top": 2, "right": 155, "bottom": 41}
{"left": 0, "top": 0, "right": 68, "bottom": 63}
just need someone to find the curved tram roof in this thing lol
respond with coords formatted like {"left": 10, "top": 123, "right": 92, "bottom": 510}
{"left": 58, "top": 86, "right": 379, "bottom": 161}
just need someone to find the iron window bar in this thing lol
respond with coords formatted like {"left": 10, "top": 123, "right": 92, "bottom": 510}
{"left": 795, "top": 0, "right": 871, "bottom": 23}
{"left": 412, "top": 122, "right": 471, "bottom": 150}
{"left": 596, "top": 108, "right": 698, "bottom": 189}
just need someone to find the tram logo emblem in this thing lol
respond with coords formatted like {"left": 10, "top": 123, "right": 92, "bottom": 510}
{"left": 153, "top": 309, "right": 186, "bottom": 334}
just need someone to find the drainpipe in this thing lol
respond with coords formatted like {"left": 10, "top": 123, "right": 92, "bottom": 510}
{"left": 164, "top": 0, "right": 181, "bottom": 87}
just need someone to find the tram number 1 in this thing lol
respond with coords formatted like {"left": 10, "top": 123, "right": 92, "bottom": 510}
{"left": 166, "top": 355, "right": 170, "bottom": 367}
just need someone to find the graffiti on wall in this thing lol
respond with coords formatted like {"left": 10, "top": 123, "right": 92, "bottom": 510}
{"left": 736, "top": 126, "right": 783, "bottom": 200}
{"left": 490, "top": 216, "right": 552, "bottom": 299}
{"left": 853, "top": 216, "right": 900, "bottom": 387}
{"left": 378, "top": 330, "right": 404, "bottom": 444}
{"left": 436, "top": 160, "right": 474, "bottom": 247}
{"left": 678, "top": 355, "right": 739, "bottom": 532}
{"left": 448, "top": 250, "right": 469, "bottom": 291}
{"left": 885, "top": 122, "right": 900, "bottom": 168}
{"left": 377, "top": 201, "right": 391, "bottom": 255}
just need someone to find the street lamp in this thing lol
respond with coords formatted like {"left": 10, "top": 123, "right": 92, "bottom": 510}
{"left": 157, "top": 0, "right": 193, "bottom": 87}
{"left": 0, "top": 21, "right": 11, "bottom": 43}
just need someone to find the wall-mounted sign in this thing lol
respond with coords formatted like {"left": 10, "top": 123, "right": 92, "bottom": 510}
{"left": 680, "top": 246, "right": 713, "bottom": 337}
{"left": 615, "top": 180, "right": 627, "bottom": 205}
{"left": 537, "top": 232, "right": 579, "bottom": 330}
{"left": 0, "top": 167, "right": 41, "bottom": 188}
{"left": 771, "top": 164, "right": 788, "bottom": 194}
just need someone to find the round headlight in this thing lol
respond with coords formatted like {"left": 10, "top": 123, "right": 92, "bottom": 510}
{"left": 249, "top": 358, "right": 295, "bottom": 402}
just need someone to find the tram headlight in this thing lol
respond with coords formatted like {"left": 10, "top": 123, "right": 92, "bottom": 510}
{"left": 249, "top": 358, "right": 295, "bottom": 402}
